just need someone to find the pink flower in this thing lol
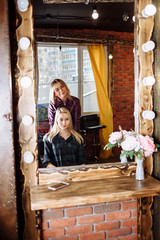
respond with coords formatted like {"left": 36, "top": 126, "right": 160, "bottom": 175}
{"left": 109, "top": 131, "right": 122, "bottom": 144}
{"left": 121, "top": 136, "right": 141, "bottom": 151}
{"left": 140, "top": 136, "right": 155, "bottom": 157}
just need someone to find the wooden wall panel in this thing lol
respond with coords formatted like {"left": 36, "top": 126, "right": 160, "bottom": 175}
{"left": 137, "top": 0, "right": 155, "bottom": 239}
{"left": 0, "top": 0, "right": 18, "bottom": 239}
{"left": 14, "top": 0, "right": 39, "bottom": 239}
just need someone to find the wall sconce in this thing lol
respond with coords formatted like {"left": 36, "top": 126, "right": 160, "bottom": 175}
{"left": 142, "top": 40, "right": 155, "bottom": 52}
{"left": 92, "top": 5, "right": 99, "bottom": 19}
{"left": 24, "top": 151, "right": 34, "bottom": 164}
{"left": 142, "top": 4, "right": 157, "bottom": 18}
{"left": 143, "top": 76, "right": 155, "bottom": 86}
{"left": 17, "top": 0, "right": 29, "bottom": 12}
{"left": 122, "top": 12, "right": 129, "bottom": 22}
{"left": 109, "top": 52, "right": 113, "bottom": 60}
{"left": 20, "top": 76, "right": 32, "bottom": 88}
{"left": 22, "top": 115, "right": 33, "bottom": 126}
{"left": 19, "top": 37, "right": 30, "bottom": 50}
{"left": 142, "top": 110, "right": 155, "bottom": 120}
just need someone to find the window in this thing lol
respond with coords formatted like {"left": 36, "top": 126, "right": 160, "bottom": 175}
{"left": 36, "top": 43, "right": 99, "bottom": 114}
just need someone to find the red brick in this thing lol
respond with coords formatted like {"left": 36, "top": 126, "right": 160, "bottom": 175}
{"left": 107, "top": 239, "right": 119, "bottom": 240}
{"left": 95, "top": 221, "right": 120, "bottom": 231}
{"left": 42, "top": 228, "right": 64, "bottom": 239}
{"left": 121, "top": 218, "right": 137, "bottom": 227}
{"left": 42, "top": 221, "right": 49, "bottom": 230}
{"left": 66, "top": 207, "right": 92, "bottom": 217}
{"left": 78, "top": 214, "right": 104, "bottom": 224}
{"left": 80, "top": 231, "right": 106, "bottom": 240}
{"left": 50, "top": 236, "right": 78, "bottom": 240}
{"left": 94, "top": 203, "right": 120, "bottom": 213}
{"left": 119, "top": 235, "right": 138, "bottom": 240}
{"left": 50, "top": 218, "right": 76, "bottom": 228}
{"left": 106, "top": 211, "right": 131, "bottom": 221}
{"left": 66, "top": 224, "right": 92, "bottom": 235}
{"left": 132, "top": 210, "right": 137, "bottom": 218}
{"left": 132, "top": 225, "right": 137, "bottom": 234}
{"left": 107, "top": 227, "right": 132, "bottom": 238}
{"left": 121, "top": 201, "right": 137, "bottom": 210}
{"left": 42, "top": 209, "right": 64, "bottom": 220}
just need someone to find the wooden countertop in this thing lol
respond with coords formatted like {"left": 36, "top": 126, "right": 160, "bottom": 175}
{"left": 30, "top": 175, "right": 160, "bottom": 210}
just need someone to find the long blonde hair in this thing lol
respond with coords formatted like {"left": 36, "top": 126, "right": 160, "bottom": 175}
{"left": 44, "top": 107, "right": 84, "bottom": 144}
{"left": 49, "top": 79, "right": 72, "bottom": 104}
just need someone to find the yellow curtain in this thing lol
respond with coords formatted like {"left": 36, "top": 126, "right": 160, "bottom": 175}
{"left": 88, "top": 44, "right": 113, "bottom": 158}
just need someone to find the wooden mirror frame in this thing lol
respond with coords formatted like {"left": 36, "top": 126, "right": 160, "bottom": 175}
{"left": 14, "top": 0, "right": 156, "bottom": 239}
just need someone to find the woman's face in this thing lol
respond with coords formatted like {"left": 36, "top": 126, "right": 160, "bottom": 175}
{"left": 57, "top": 112, "right": 70, "bottom": 130}
{"left": 53, "top": 82, "right": 68, "bottom": 101}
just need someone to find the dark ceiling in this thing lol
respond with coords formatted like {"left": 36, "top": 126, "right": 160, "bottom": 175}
{"left": 32, "top": 1, "right": 134, "bottom": 33}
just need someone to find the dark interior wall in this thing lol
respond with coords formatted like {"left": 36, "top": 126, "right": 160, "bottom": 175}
{"left": 0, "top": 0, "right": 18, "bottom": 239}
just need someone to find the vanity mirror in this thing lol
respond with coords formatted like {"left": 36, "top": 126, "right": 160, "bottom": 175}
{"left": 32, "top": 0, "right": 135, "bottom": 166}
{"left": 12, "top": 0, "right": 159, "bottom": 239}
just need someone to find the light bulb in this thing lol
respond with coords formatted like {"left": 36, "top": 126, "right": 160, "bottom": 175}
{"left": 92, "top": 9, "right": 99, "bottom": 19}
{"left": 132, "top": 16, "right": 135, "bottom": 22}
{"left": 142, "top": 40, "right": 155, "bottom": 52}
{"left": 19, "top": 37, "right": 30, "bottom": 50}
{"left": 142, "top": 76, "right": 155, "bottom": 86}
{"left": 142, "top": 4, "right": 157, "bottom": 18}
{"left": 22, "top": 115, "right": 33, "bottom": 126}
{"left": 109, "top": 53, "right": 113, "bottom": 59}
{"left": 17, "top": 0, "right": 29, "bottom": 12}
{"left": 142, "top": 110, "right": 155, "bottom": 120}
{"left": 24, "top": 151, "right": 34, "bottom": 164}
{"left": 20, "top": 76, "right": 32, "bottom": 88}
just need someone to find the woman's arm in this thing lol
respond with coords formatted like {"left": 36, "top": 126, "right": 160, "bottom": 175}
{"left": 73, "top": 97, "right": 81, "bottom": 132}
{"left": 42, "top": 139, "right": 55, "bottom": 168}
{"left": 77, "top": 142, "right": 87, "bottom": 165}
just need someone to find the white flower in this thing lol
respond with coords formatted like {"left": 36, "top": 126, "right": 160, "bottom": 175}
{"left": 122, "top": 130, "right": 134, "bottom": 139}
{"left": 121, "top": 136, "right": 141, "bottom": 151}
{"left": 108, "top": 131, "right": 122, "bottom": 144}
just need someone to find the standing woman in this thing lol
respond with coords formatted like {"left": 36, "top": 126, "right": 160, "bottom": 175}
{"left": 48, "top": 79, "right": 81, "bottom": 132}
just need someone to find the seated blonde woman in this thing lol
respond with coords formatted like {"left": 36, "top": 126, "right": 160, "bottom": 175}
{"left": 42, "top": 107, "right": 87, "bottom": 168}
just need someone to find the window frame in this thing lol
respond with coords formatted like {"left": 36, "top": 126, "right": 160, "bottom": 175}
{"left": 35, "top": 42, "right": 108, "bottom": 115}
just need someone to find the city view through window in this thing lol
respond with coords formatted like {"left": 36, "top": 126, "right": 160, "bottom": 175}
{"left": 37, "top": 44, "right": 99, "bottom": 114}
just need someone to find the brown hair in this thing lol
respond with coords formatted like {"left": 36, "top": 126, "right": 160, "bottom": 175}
{"left": 49, "top": 79, "right": 72, "bottom": 104}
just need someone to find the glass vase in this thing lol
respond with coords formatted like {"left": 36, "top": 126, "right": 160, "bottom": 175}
{"left": 120, "top": 151, "right": 128, "bottom": 164}
{"left": 135, "top": 157, "right": 144, "bottom": 180}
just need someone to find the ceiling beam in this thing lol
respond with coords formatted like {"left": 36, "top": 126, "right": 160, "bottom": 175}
{"left": 43, "top": 0, "right": 134, "bottom": 3}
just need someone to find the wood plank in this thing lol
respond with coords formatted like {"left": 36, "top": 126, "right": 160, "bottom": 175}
{"left": 30, "top": 175, "right": 160, "bottom": 210}
{"left": 152, "top": 0, "right": 160, "bottom": 239}
{"left": 43, "top": 0, "right": 134, "bottom": 3}
{"left": 38, "top": 163, "right": 137, "bottom": 185}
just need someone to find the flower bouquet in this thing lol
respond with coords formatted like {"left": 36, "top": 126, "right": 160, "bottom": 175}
{"left": 104, "top": 126, "right": 159, "bottom": 161}
{"left": 104, "top": 126, "right": 160, "bottom": 180}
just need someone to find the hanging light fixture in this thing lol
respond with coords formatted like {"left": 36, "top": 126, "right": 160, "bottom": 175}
{"left": 92, "top": 4, "right": 99, "bottom": 19}
{"left": 85, "top": 0, "right": 89, "bottom": 5}
{"left": 109, "top": 52, "right": 113, "bottom": 60}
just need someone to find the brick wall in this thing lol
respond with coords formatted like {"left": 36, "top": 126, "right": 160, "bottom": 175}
{"left": 112, "top": 43, "right": 134, "bottom": 132}
{"left": 41, "top": 199, "right": 137, "bottom": 240}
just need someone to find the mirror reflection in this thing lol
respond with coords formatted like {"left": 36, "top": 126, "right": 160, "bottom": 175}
{"left": 33, "top": 1, "right": 135, "bottom": 166}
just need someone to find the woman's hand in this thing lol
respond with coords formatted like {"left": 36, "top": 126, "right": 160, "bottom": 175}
{"left": 46, "top": 163, "right": 55, "bottom": 168}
